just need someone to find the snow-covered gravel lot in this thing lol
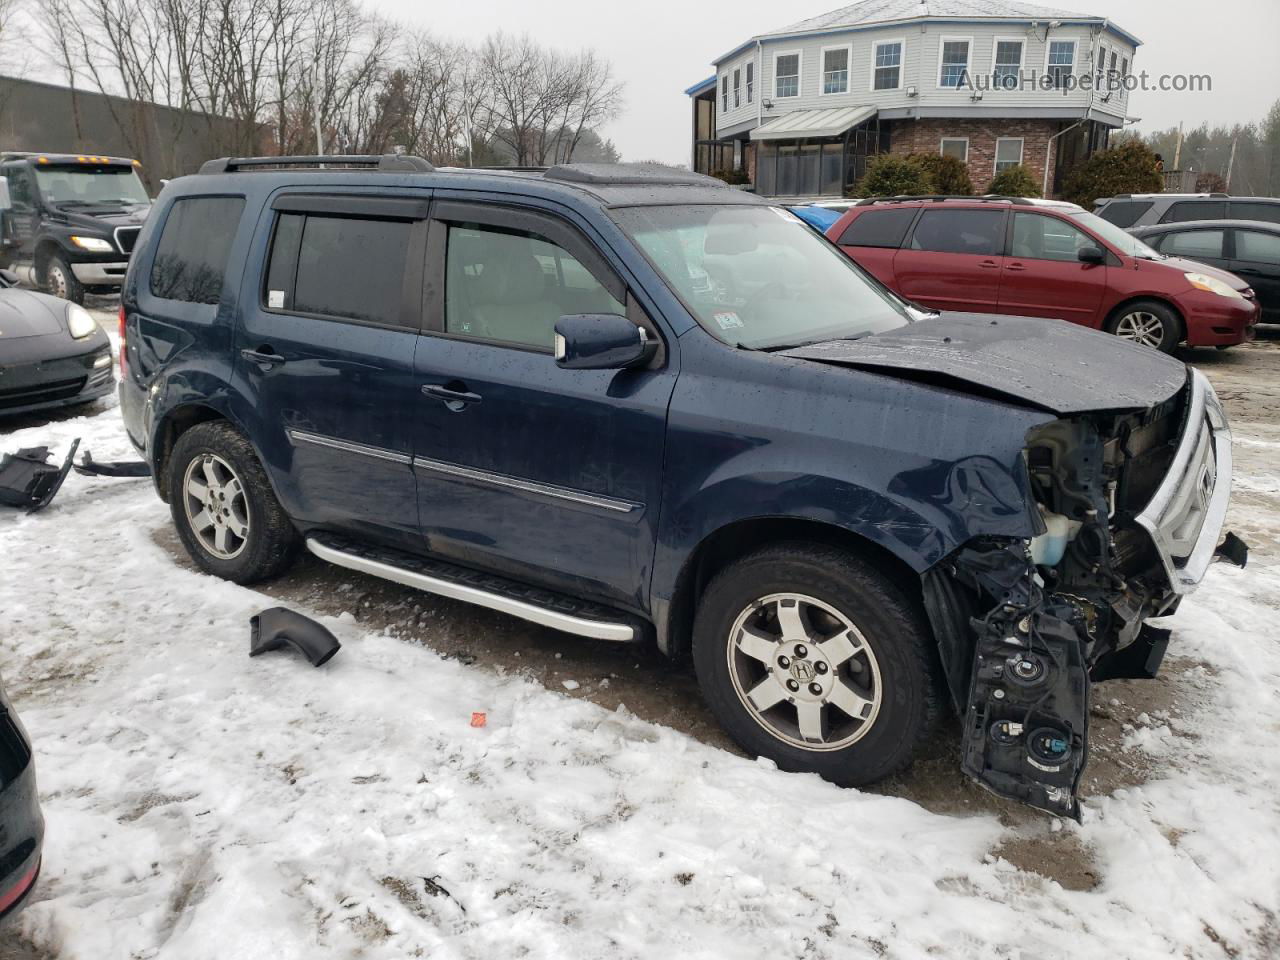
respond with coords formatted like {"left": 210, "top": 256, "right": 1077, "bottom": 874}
{"left": 2, "top": 327, "right": 1279, "bottom": 959}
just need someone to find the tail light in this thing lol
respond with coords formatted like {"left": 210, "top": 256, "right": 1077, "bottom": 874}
{"left": 118, "top": 304, "right": 127, "bottom": 376}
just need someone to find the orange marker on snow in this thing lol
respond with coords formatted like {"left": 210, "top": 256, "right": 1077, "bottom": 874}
{"left": 470, "top": 712, "right": 487, "bottom": 728}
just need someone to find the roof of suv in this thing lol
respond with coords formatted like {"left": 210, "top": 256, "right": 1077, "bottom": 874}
{"left": 851, "top": 195, "right": 1083, "bottom": 212}
{"left": 183, "top": 156, "right": 766, "bottom": 211}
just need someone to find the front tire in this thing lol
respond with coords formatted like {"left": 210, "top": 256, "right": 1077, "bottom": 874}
{"left": 1106, "top": 299, "right": 1181, "bottom": 353}
{"left": 168, "top": 422, "right": 299, "bottom": 584}
{"left": 44, "top": 253, "right": 85, "bottom": 305}
{"left": 693, "top": 543, "right": 941, "bottom": 786}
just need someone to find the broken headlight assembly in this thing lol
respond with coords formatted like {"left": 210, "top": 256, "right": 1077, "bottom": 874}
{"left": 926, "top": 384, "right": 1246, "bottom": 818}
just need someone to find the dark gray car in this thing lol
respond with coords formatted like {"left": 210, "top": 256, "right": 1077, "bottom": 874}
{"left": 1130, "top": 219, "right": 1280, "bottom": 323}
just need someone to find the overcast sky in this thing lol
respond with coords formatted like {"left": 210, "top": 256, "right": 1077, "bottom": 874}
{"left": 375, "top": 0, "right": 1280, "bottom": 164}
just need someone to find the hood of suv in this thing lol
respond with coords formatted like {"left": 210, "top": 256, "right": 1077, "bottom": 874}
{"left": 783, "top": 312, "right": 1187, "bottom": 415}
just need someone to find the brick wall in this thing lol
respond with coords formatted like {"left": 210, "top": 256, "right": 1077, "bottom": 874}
{"left": 888, "top": 117, "right": 1061, "bottom": 195}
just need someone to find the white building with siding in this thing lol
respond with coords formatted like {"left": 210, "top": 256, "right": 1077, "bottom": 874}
{"left": 686, "top": 0, "right": 1141, "bottom": 198}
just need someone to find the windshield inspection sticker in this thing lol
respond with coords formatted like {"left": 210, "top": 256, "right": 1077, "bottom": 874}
{"left": 267, "top": 290, "right": 285, "bottom": 308}
{"left": 713, "top": 310, "right": 744, "bottom": 330}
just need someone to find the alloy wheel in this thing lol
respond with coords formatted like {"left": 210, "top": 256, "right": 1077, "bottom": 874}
{"left": 182, "top": 453, "right": 250, "bottom": 559}
{"left": 726, "top": 592, "right": 882, "bottom": 751}
{"left": 1114, "top": 310, "right": 1166, "bottom": 348}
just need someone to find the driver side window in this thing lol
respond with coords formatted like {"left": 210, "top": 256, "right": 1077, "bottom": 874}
{"left": 444, "top": 223, "right": 624, "bottom": 351}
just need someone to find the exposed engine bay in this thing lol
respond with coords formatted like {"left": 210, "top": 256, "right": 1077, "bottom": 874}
{"left": 923, "top": 371, "right": 1248, "bottom": 818}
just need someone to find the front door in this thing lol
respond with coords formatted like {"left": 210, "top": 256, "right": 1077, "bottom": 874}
{"left": 235, "top": 191, "right": 430, "bottom": 548}
{"left": 1229, "top": 228, "right": 1280, "bottom": 323}
{"left": 893, "top": 207, "right": 1007, "bottom": 313}
{"left": 413, "top": 200, "right": 676, "bottom": 612}
{"left": 997, "top": 211, "right": 1108, "bottom": 328}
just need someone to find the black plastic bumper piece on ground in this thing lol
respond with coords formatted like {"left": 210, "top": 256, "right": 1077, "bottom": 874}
{"left": 1214, "top": 531, "right": 1248, "bottom": 569}
{"left": 0, "top": 439, "right": 79, "bottom": 512}
{"left": 1090, "top": 623, "right": 1172, "bottom": 683}
{"left": 249, "top": 607, "right": 341, "bottom": 667}
{"left": 72, "top": 449, "right": 151, "bottom": 478}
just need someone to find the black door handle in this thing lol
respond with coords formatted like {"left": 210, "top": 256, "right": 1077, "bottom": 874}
{"left": 241, "top": 347, "right": 286, "bottom": 369}
{"left": 422, "top": 382, "right": 482, "bottom": 411}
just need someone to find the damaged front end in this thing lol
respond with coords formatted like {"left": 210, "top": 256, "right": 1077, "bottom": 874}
{"left": 924, "top": 369, "right": 1246, "bottom": 818}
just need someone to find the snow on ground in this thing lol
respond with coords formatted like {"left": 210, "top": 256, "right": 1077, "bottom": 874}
{"left": 2, "top": 394, "right": 1280, "bottom": 958}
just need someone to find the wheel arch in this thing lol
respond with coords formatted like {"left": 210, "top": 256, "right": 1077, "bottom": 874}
{"left": 1105, "top": 295, "right": 1186, "bottom": 345}
{"left": 661, "top": 516, "right": 923, "bottom": 660}
{"left": 151, "top": 403, "right": 232, "bottom": 503}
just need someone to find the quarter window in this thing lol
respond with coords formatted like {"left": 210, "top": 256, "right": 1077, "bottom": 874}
{"left": 909, "top": 209, "right": 1005, "bottom": 256}
{"left": 872, "top": 41, "right": 902, "bottom": 90}
{"left": 939, "top": 39, "right": 970, "bottom": 87}
{"left": 1159, "top": 229, "right": 1225, "bottom": 260}
{"left": 994, "top": 138, "right": 1024, "bottom": 174}
{"left": 941, "top": 138, "right": 969, "bottom": 162}
{"left": 150, "top": 196, "right": 244, "bottom": 304}
{"left": 822, "top": 47, "right": 850, "bottom": 94}
{"left": 1234, "top": 230, "right": 1280, "bottom": 264}
{"left": 775, "top": 53, "right": 801, "bottom": 98}
{"left": 1095, "top": 200, "right": 1152, "bottom": 228}
{"left": 993, "top": 40, "right": 1022, "bottom": 88}
{"left": 445, "top": 223, "right": 624, "bottom": 350}
{"left": 838, "top": 208, "right": 917, "bottom": 248}
{"left": 1047, "top": 40, "right": 1075, "bottom": 88}
{"left": 264, "top": 212, "right": 411, "bottom": 326}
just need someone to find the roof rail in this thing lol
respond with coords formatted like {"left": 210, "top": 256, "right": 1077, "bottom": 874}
{"left": 544, "top": 163, "right": 725, "bottom": 187}
{"left": 854, "top": 194, "right": 1038, "bottom": 206}
{"left": 198, "top": 154, "right": 434, "bottom": 175}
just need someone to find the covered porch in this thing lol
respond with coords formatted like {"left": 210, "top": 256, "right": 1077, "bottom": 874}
{"left": 751, "top": 106, "right": 884, "bottom": 199}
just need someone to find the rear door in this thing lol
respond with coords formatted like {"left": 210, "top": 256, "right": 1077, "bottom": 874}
{"left": 997, "top": 211, "right": 1107, "bottom": 327}
{"left": 412, "top": 199, "right": 676, "bottom": 612}
{"left": 892, "top": 207, "right": 1007, "bottom": 313}
{"left": 832, "top": 207, "right": 917, "bottom": 287}
{"left": 1151, "top": 227, "right": 1231, "bottom": 272}
{"left": 1229, "top": 228, "right": 1280, "bottom": 321}
{"left": 233, "top": 191, "right": 430, "bottom": 548}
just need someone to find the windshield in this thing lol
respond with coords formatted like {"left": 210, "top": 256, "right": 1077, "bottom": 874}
{"left": 613, "top": 204, "right": 912, "bottom": 350}
{"left": 34, "top": 165, "right": 150, "bottom": 206}
{"left": 1069, "top": 210, "right": 1160, "bottom": 259}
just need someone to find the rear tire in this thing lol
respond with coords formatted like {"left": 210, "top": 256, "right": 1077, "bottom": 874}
{"left": 167, "top": 421, "right": 299, "bottom": 584}
{"left": 693, "top": 543, "right": 941, "bottom": 787}
{"left": 44, "top": 253, "right": 85, "bottom": 305}
{"left": 1106, "top": 299, "right": 1181, "bottom": 353}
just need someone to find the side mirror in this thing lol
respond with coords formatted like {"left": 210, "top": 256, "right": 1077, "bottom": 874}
{"left": 0, "top": 179, "right": 10, "bottom": 211}
{"left": 554, "top": 314, "right": 656, "bottom": 370}
{"left": 1078, "top": 245, "right": 1105, "bottom": 265}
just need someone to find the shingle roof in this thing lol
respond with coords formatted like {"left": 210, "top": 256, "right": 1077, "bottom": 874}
{"left": 770, "top": 0, "right": 1097, "bottom": 35}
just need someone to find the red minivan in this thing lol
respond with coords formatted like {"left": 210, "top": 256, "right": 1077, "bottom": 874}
{"left": 826, "top": 197, "right": 1260, "bottom": 353}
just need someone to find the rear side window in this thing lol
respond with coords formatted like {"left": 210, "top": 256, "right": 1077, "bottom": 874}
{"left": 1095, "top": 200, "right": 1152, "bottom": 228}
{"left": 264, "top": 213, "right": 410, "bottom": 326}
{"left": 838, "top": 208, "right": 915, "bottom": 248}
{"left": 1235, "top": 230, "right": 1280, "bottom": 264}
{"left": 909, "top": 209, "right": 1005, "bottom": 256}
{"left": 1160, "top": 201, "right": 1226, "bottom": 223}
{"left": 1159, "top": 229, "right": 1225, "bottom": 259}
{"left": 150, "top": 196, "right": 245, "bottom": 304}
{"left": 1230, "top": 201, "right": 1280, "bottom": 225}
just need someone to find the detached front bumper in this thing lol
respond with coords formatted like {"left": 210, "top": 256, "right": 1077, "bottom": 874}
{"left": 1136, "top": 369, "right": 1237, "bottom": 593}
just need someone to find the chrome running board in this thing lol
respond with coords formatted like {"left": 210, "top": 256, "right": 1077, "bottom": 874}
{"left": 305, "top": 534, "right": 637, "bottom": 642}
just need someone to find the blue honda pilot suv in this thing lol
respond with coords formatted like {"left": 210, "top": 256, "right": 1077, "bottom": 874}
{"left": 119, "top": 157, "right": 1243, "bottom": 817}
